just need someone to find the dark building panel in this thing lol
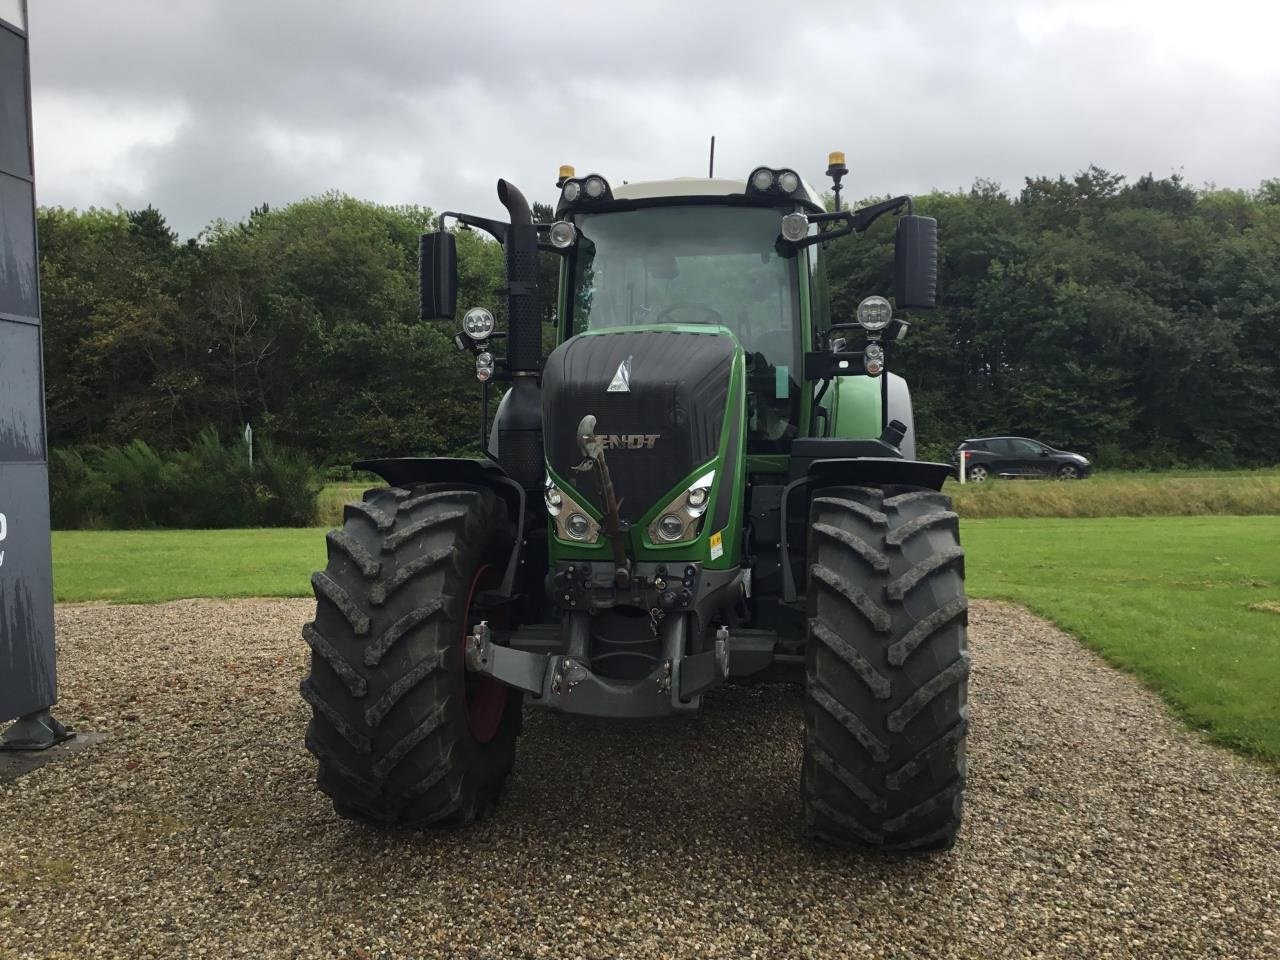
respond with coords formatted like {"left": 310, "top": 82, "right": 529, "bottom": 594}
{"left": 0, "top": 320, "right": 43, "bottom": 460}
{"left": 0, "top": 26, "right": 29, "bottom": 177}
{"left": 1, "top": 4, "right": 57, "bottom": 726}
{"left": 0, "top": 173, "right": 37, "bottom": 319}
{"left": 0, "top": 463, "right": 57, "bottom": 721}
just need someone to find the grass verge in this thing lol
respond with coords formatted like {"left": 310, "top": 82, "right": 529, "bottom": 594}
{"left": 317, "top": 470, "right": 1280, "bottom": 526}
{"left": 317, "top": 482, "right": 372, "bottom": 527}
{"left": 952, "top": 469, "right": 1280, "bottom": 518}
{"left": 50, "top": 516, "right": 1280, "bottom": 764}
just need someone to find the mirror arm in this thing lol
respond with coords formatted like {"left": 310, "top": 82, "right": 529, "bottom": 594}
{"left": 847, "top": 195, "right": 912, "bottom": 233}
{"left": 782, "top": 195, "right": 913, "bottom": 251}
{"left": 439, "top": 211, "right": 508, "bottom": 244}
{"left": 787, "top": 210, "right": 855, "bottom": 249}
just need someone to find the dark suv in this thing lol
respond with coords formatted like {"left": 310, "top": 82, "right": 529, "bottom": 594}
{"left": 951, "top": 437, "right": 1092, "bottom": 481}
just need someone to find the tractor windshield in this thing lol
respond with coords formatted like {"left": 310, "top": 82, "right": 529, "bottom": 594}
{"left": 569, "top": 205, "right": 801, "bottom": 450}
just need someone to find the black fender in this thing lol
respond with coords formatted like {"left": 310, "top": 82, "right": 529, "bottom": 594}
{"left": 778, "top": 456, "right": 953, "bottom": 603}
{"left": 353, "top": 457, "right": 527, "bottom": 598}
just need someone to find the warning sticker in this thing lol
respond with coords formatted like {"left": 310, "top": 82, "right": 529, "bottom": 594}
{"left": 709, "top": 530, "right": 724, "bottom": 560}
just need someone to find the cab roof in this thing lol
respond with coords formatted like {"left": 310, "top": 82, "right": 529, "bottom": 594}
{"left": 611, "top": 176, "right": 826, "bottom": 212}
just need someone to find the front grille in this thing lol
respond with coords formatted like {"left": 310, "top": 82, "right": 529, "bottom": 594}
{"left": 542, "top": 330, "right": 735, "bottom": 522}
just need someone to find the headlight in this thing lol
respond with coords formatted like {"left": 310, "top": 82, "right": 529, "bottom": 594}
{"left": 748, "top": 167, "right": 802, "bottom": 195}
{"left": 548, "top": 220, "right": 576, "bottom": 249}
{"left": 544, "top": 476, "right": 563, "bottom": 516}
{"left": 780, "top": 212, "right": 808, "bottom": 242}
{"left": 856, "top": 295, "right": 893, "bottom": 332}
{"left": 565, "top": 512, "right": 592, "bottom": 541}
{"left": 750, "top": 168, "right": 775, "bottom": 192}
{"left": 560, "top": 175, "right": 612, "bottom": 207}
{"left": 647, "top": 469, "right": 715, "bottom": 544}
{"left": 547, "top": 472, "right": 600, "bottom": 543}
{"left": 863, "top": 342, "right": 884, "bottom": 377}
{"left": 463, "top": 307, "right": 496, "bottom": 340}
{"left": 684, "top": 469, "right": 714, "bottom": 518}
{"left": 656, "top": 514, "right": 685, "bottom": 542}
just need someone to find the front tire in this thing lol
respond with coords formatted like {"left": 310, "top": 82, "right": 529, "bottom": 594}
{"left": 802, "top": 486, "right": 969, "bottom": 852}
{"left": 1057, "top": 464, "right": 1080, "bottom": 480}
{"left": 301, "top": 483, "right": 521, "bottom": 827}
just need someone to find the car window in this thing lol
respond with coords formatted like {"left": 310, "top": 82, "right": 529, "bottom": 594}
{"left": 1009, "top": 439, "right": 1042, "bottom": 455}
{"left": 985, "top": 439, "right": 1014, "bottom": 454}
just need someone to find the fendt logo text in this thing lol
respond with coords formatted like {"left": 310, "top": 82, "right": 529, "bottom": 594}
{"left": 601, "top": 434, "right": 660, "bottom": 450}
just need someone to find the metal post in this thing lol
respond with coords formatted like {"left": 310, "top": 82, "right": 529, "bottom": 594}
{"left": 1, "top": 1, "right": 69, "bottom": 750}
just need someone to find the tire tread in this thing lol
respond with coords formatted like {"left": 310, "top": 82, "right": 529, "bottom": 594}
{"left": 803, "top": 484, "right": 969, "bottom": 853}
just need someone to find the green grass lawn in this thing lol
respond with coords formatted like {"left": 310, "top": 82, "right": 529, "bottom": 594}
{"left": 51, "top": 516, "right": 1280, "bottom": 764}
{"left": 52, "top": 528, "right": 324, "bottom": 603}
{"left": 963, "top": 517, "right": 1280, "bottom": 764}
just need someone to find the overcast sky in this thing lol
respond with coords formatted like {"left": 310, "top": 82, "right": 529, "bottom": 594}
{"left": 25, "top": 0, "right": 1280, "bottom": 239}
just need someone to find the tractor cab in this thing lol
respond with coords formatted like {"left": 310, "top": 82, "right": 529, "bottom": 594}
{"left": 563, "top": 182, "right": 813, "bottom": 454}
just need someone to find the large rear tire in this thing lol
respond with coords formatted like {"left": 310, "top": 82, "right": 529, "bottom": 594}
{"left": 301, "top": 483, "right": 521, "bottom": 827}
{"left": 802, "top": 485, "right": 969, "bottom": 852}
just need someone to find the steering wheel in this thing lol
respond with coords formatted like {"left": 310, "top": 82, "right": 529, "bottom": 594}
{"left": 655, "top": 302, "right": 724, "bottom": 325}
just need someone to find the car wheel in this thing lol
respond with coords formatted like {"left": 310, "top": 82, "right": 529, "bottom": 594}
{"left": 966, "top": 465, "right": 988, "bottom": 483}
{"left": 1057, "top": 464, "right": 1079, "bottom": 480}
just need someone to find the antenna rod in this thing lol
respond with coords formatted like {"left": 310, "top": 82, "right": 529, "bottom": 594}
{"left": 708, "top": 135, "right": 715, "bottom": 178}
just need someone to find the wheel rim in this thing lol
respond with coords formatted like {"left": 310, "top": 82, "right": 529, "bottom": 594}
{"left": 1059, "top": 466, "right": 1077, "bottom": 480}
{"left": 970, "top": 466, "right": 987, "bottom": 482}
{"left": 461, "top": 564, "right": 509, "bottom": 743}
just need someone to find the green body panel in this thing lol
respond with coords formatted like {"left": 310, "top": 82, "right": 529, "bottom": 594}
{"left": 827, "top": 374, "right": 883, "bottom": 439}
{"left": 546, "top": 335, "right": 747, "bottom": 570}
{"left": 745, "top": 454, "right": 788, "bottom": 475}
{"left": 795, "top": 252, "right": 814, "bottom": 438}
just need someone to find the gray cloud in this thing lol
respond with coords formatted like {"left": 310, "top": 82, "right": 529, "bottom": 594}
{"left": 28, "top": 0, "right": 1280, "bottom": 238}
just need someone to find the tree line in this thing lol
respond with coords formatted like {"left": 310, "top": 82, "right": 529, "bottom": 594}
{"left": 36, "top": 168, "right": 1280, "bottom": 471}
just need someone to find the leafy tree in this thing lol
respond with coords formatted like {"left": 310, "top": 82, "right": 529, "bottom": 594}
{"left": 34, "top": 172, "right": 1280, "bottom": 471}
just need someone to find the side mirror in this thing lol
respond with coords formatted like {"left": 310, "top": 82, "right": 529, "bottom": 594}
{"left": 419, "top": 230, "right": 458, "bottom": 320}
{"left": 894, "top": 215, "right": 938, "bottom": 309}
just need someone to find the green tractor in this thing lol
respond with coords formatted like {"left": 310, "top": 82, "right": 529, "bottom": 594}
{"left": 301, "top": 156, "right": 969, "bottom": 852}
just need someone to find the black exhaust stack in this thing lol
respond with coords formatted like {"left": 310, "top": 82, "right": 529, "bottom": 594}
{"left": 496, "top": 179, "right": 542, "bottom": 374}
{"left": 490, "top": 179, "right": 544, "bottom": 490}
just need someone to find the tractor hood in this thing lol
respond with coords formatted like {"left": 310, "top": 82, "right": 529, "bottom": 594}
{"left": 542, "top": 328, "right": 741, "bottom": 526}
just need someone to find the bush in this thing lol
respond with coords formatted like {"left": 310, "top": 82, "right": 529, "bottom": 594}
{"left": 48, "top": 447, "right": 112, "bottom": 528}
{"left": 48, "top": 430, "right": 323, "bottom": 529}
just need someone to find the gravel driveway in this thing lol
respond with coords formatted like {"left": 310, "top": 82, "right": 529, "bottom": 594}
{"left": 1, "top": 599, "right": 1277, "bottom": 959}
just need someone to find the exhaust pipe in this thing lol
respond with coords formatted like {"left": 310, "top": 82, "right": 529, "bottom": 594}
{"left": 496, "top": 179, "right": 541, "bottom": 373}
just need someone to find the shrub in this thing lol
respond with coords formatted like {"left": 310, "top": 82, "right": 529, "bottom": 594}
{"left": 251, "top": 439, "right": 325, "bottom": 527}
{"left": 48, "top": 430, "right": 322, "bottom": 529}
{"left": 48, "top": 447, "right": 112, "bottom": 528}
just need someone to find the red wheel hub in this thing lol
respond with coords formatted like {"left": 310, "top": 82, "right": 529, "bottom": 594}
{"left": 461, "top": 564, "right": 509, "bottom": 743}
